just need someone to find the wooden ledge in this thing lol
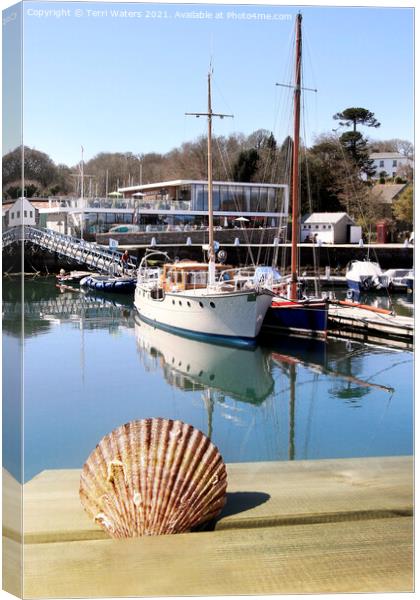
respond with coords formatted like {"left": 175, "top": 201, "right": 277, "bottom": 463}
{"left": 2, "top": 456, "right": 413, "bottom": 597}
{"left": 20, "top": 455, "right": 413, "bottom": 544}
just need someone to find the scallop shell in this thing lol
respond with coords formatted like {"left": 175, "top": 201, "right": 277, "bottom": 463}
{"left": 79, "top": 418, "right": 227, "bottom": 538}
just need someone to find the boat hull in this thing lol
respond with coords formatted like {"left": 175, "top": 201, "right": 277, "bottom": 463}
{"left": 262, "top": 299, "right": 328, "bottom": 338}
{"left": 80, "top": 275, "right": 136, "bottom": 294}
{"left": 134, "top": 284, "right": 272, "bottom": 345}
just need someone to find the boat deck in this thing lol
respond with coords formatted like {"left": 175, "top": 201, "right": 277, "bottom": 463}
{"left": 3, "top": 455, "right": 413, "bottom": 597}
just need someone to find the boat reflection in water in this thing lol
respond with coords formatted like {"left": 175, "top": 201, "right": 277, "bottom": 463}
{"left": 134, "top": 314, "right": 274, "bottom": 407}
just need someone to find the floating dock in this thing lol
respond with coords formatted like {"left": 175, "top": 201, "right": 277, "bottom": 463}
{"left": 3, "top": 456, "right": 413, "bottom": 596}
{"left": 328, "top": 303, "right": 414, "bottom": 349}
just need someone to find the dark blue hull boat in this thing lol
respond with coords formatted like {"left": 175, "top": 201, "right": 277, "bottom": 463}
{"left": 80, "top": 274, "right": 136, "bottom": 294}
{"left": 262, "top": 298, "right": 328, "bottom": 338}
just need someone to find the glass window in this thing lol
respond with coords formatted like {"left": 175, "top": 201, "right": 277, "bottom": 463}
{"left": 379, "top": 160, "right": 384, "bottom": 167}
{"left": 24, "top": 210, "right": 27, "bottom": 217}
{"left": 11, "top": 212, "right": 14, "bottom": 219}
{"left": 194, "top": 185, "right": 206, "bottom": 211}
{"left": 212, "top": 187, "right": 220, "bottom": 211}
{"left": 250, "top": 188, "right": 261, "bottom": 211}
{"left": 17, "top": 211, "right": 20, "bottom": 218}
{"left": 30, "top": 211, "right": 33, "bottom": 217}
{"left": 392, "top": 160, "right": 397, "bottom": 167}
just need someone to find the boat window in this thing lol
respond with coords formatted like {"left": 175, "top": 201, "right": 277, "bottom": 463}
{"left": 199, "top": 301, "right": 204, "bottom": 308}
{"left": 179, "top": 301, "right": 182, "bottom": 306}
{"left": 210, "top": 301, "right": 216, "bottom": 309}
{"left": 172, "top": 300, "right": 175, "bottom": 305}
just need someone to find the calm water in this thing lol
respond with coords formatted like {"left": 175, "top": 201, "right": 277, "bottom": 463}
{"left": 2, "top": 278, "right": 413, "bottom": 482}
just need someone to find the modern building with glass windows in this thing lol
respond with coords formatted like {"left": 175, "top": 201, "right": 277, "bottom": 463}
{"left": 119, "top": 180, "right": 289, "bottom": 230}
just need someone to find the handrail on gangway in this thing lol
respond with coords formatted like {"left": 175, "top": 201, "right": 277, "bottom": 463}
{"left": 2, "top": 226, "right": 137, "bottom": 275}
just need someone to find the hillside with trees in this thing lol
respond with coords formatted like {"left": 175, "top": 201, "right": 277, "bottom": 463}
{"left": 2, "top": 106, "right": 413, "bottom": 232}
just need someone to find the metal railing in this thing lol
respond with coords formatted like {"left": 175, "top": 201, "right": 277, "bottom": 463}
{"left": 2, "top": 226, "right": 137, "bottom": 275}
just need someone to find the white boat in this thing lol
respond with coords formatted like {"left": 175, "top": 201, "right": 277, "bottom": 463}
{"left": 384, "top": 268, "right": 413, "bottom": 292}
{"left": 135, "top": 255, "right": 272, "bottom": 346}
{"left": 134, "top": 73, "right": 273, "bottom": 345}
{"left": 346, "top": 260, "right": 389, "bottom": 296}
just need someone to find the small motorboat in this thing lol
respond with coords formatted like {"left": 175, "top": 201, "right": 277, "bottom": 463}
{"left": 345, "top": 260, "right": 389, "bottom": 299}
{"left": 401, "top": 270, "right": 414, "bottom": 294}
{"left": 80, "top": 274, "right": 136, "bottom": 294}
{"left": 384, "top": 268, "right": 413, "bottom": 292}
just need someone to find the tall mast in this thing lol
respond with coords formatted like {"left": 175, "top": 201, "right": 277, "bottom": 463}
{"left": 80, "top": 145, "right": 85, "bottom": 241}
{"left": 291, "top": 13, "right": 302, "bottom": 300}
{"left": 186, "top": 68, "right": 233, "bottom": 284}
{"left": 207, "top": 72, "right": 215, "bottom": 268}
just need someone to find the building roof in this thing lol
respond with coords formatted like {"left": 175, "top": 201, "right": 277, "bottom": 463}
{"left": 370, "top": 152, "right": 407, "bottom": 160}
{"left": 370, "top": 183, "right": 407, "bottom": 204}
{"left": 118, "top": 180, "right": 287, "bottom": 193}
{"left": 303, "top": 212, "right": 354, "bottom": 225}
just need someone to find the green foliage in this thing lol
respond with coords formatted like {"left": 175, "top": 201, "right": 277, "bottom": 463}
{"left": 232, "top": 148, "right": 260, "bottom": 182}
{"left": 333, "top": 107, "right": 380, "bottom": 131}
{"left": 333, "top": 107, "right": 380, "bottom": 178}
{"left": 339, "top": 131, "right": 375, "bottom": 177}
{"left": 392, "top": 185, "right": 413, "bottom": 225}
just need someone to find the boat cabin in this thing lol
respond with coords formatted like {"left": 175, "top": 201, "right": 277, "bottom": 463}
{"left": 161, "top": 261, "right": 232, "bottom": 291}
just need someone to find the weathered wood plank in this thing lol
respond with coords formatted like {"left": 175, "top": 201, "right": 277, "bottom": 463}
{"left": 2, "top": 468, "right": 22, "bottom": 541}
{"left": 23, "top": 517, "right": 413, "bottom": 597}
{"left": 22, "top": 456, "right": 413, "bottom": 543}
{"left": 2, "top": 537, "right": 23, "bottom": 598}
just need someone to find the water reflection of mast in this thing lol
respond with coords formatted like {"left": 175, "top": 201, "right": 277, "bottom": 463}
{"left": 288, "top": 363, "right": 296, "bottom": 461}
{"left": 202, "top": 389, "right": 214, "bottom": 440}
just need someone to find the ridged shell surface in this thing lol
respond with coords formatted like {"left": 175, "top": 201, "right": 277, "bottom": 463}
{"left": 79, "top": 418, "right": 227, "bottom": 538}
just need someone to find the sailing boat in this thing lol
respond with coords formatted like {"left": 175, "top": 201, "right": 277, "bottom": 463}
{"left": 263, "top": 13, "right": 328, "bottom": 338}
{"left": 134, "top": 71, "right": 273, "bottom": 346}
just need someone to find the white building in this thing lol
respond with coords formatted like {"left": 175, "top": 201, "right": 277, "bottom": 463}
{"left": 301, "top": 212, "right": 359, "bottom": 244}
{"left": 5, "top": 197, "right": 37, "bottom": 227}
{"left": 369, "top": 152, "right": 413, "bottom": 179}
{"left": 118, "top": 180, "right": 289, "bottom": 230}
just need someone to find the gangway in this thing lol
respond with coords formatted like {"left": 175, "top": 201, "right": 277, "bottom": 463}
{"left": 2, "top": 226, "right": 137, "bottom": 275}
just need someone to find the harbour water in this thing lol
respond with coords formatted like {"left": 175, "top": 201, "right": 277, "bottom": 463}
{"left": 2, "top": 278, "right": 413, "bottom": 482}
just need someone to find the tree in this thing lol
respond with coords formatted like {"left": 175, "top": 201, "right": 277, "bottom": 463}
{"left": 369, "top": 138, "right": 413, "bottom": 159}
{"left": 2, "top": 146, "right": 60, "bottom": 198}
{"left": 333, "top": 107, "right": 381, "bottom": 132}
{"left": 392, "top": 184, "right": 413, "bottom": 226}
{"left": 339, "top": 131, "right": 376, "bottom": 177}
{"left": 232, "top": 148, "right": 259, "bottom": 182}
{"left": 333, "top": 107, "right": 380, "bottom": 177}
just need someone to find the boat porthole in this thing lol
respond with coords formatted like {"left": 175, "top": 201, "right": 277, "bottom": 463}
{"left": 186, "top": 365, "right": 190, "bottom": 372}
{"left": 187, "top": 301, "right": 191, "bottom": 307}
{"left": 198, "top": 370, "right": 203, "bottom": 377}
{"left": 172, "top": 300, "right": 175, "bottom": 305}
{"left": 179, "top": 301, "right": 182, "bottom": 306}
{"left": 210, "top": 374, "right": 215, "bottom": 381}
{"left": 210, "top": 301, "right": 215, "bottom": 309}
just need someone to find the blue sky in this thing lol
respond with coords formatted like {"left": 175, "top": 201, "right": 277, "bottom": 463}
{"left": 4, "top": 1, "right": 415, "bottom": 166}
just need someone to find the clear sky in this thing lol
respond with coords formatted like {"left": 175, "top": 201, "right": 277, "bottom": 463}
{"left": 3, "top": 0, "right": 415, "bottom": 166}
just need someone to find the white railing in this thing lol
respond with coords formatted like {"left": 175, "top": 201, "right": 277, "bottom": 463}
{"left": 2, "top": 226, "right": 137, "bottom": 276}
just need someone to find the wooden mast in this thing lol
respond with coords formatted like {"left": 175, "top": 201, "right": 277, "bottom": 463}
{"left": 207, "top": 72, "right": 215, "bottom": 273}
{"left": 186, "top": 69, "right": 233, "bottom": 285}
{"left": 290, "top": 13, "right": 302, "bottom": 301}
